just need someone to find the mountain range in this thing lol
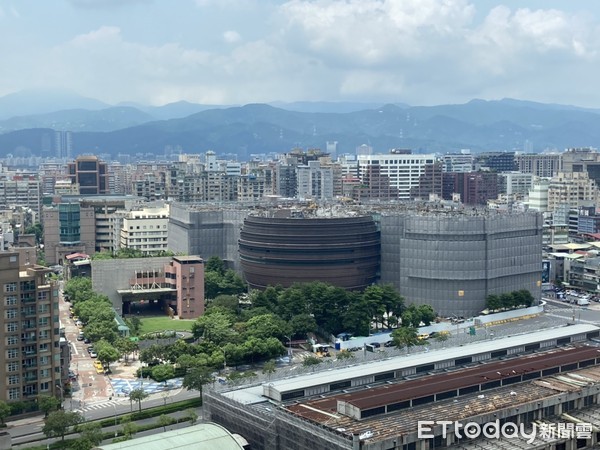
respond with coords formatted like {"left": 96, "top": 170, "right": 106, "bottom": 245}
{"left": 1, "top": 90, "right": 600, "bottom": 160}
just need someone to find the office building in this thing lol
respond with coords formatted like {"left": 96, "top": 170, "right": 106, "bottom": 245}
{"left": 357, "top": 153, "right": 437, "bottom": 200}
{"left": 67, "top": 155, "right": 109, "bottom": 195}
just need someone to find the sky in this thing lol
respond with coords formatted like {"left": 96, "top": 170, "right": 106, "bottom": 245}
{"left": 2, "top": 0, "right": 600, "bottom": 108}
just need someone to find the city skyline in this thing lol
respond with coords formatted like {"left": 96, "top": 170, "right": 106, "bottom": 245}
{"left": 2, "top": 1, "right": 600, "bottom": 108}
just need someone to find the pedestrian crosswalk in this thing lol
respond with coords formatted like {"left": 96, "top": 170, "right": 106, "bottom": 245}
{"left": 73, "top": 399, "right": 122, "bottom": 413}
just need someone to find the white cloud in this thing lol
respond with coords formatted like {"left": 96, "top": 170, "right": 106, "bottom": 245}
{"left": 223, "top": 30, "right": 241, "bottom": 43}
{"left": 4, "top": 0, "right": 600, "bottom": 107}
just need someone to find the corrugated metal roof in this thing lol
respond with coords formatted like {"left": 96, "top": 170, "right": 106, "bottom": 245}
{"left": 266, "top": 324, "right": 598, "bottom": 395}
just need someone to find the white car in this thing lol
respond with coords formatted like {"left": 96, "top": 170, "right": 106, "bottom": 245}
{"left": 89, "top": 351, "right": 98, "bottom": 358}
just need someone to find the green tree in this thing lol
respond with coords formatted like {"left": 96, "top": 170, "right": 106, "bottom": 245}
{"left": 25, "top": 222, "right": 44, "bottom": 245}
{"left": 245, "top": 314, "right": 288, "bottom": 341}
{"left": 38, "top": 394, "right": 61, "bottom": 418}
{"left": 288, "top": 313, "right": 317, "bottom": 338}
{"left": 151, "top": 364, "right": 175, "bottom": 382}
{"left": 209, "top": 294, "right": 240, "bottom": 314}
{"left": 74, "top": 422, "right": 103, "bottom": 449}
{"left": 95, "top": 340, "right": 120, "bottom": 369}
{"left": 183, "top": 366, "right": 213, "bottom": 397}
{"left": 42, "top": 410, "right": 82, "bottom": 442}
{"left": 417, "top": 305, "right": 436, "bottom": 326}
{"left": 119, "top": 414, "right": 138, "bottom": 440}
{"left": 192, "top": 310, "right": 237, "bottom": 344}
{"left": 185, "top": 408, "right": 198, "bottom": 426}
{"left": 64, "top": 277, "right": 93, "bottom": 304}
{"left": 83, "top": 320, "right": 119, "bottom": 343}
{"left": 157, "top": 414, "right": 175, "bottom": 432}
{"left": 126, "top": 316, "right": 142, "bottom": 335}
{"left": 391, "top": 326, "right": 420, "bottom": 349}
{"left": 434, "top": 331, "right": 450, "bottom": 342}
{"left": 342, "top": 294, "right": 371, "bottom": 336}
{"left": 129, "top": 388, "right": 149, "bottom": 413}
{"left": 0, "top": 400, "right": 10, "bottom": 425}
{"left": 205, "top": 256, "right": 226, "bottom": 275}
{"left": 486, "top": 294, "right": 502, "bottom": 311}
{"left": 115, "top": 338, "right": 139, "bottom": 363}
{"left": 262, "top": 360, "right": 276, "bottom": 379}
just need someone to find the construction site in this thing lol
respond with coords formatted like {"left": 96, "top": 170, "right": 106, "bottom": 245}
{"left": 204, "top": 324, "right": 600, "bottom": 450}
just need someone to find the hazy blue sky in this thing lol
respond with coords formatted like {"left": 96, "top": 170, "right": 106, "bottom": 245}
{"left": 2, "top": 0, "right": 600, "bottom": 107}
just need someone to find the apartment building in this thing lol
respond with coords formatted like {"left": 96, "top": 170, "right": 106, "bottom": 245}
{"left": 120, "top": 204, "right": 170, "bottom": 255}
{"left": 0, "top": 252, "right": 62, "bottom": 404}
{"left": 547, "top": 172, "right": 599, "bottom": 213}
{"left": 515, "top": 153, "right": 561, "bottom": 178}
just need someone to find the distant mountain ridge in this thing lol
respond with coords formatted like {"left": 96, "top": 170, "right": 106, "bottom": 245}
{"left": 1, "top": 89, "right": 600, "bottom": 159}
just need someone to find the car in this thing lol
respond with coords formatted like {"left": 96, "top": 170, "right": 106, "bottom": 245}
{"left": 89, "top": 351, "right": 98, "bottom": 358}
{"left": 76, "top": 334, "right": 84, "bottom": 341}
{"left": 83, "top": 337, "right": 91, "bottom": 344}
{"left": 384, "top": 340, "right": 394, "bottom": 347}
{"left": 369, "top": 342, "right": 381, "bottom": 348}
{"left": 87, "top": 346, "right": 94, "bottom": 353}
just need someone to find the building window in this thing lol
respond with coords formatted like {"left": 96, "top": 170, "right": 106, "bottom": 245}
{"left": 7, "top": 349, "right": 18, "bottom": 358}
{"left": 39, "top": 330, "right": 49, "bottom": 339}
{"left": 40, "top": 382, "right": 49, "bottom": 392}
{"left": 6, "top": 322, "right": 18, "bottom": 332}
{"left": 7, "top": 362, "right": 18, "bottom": 372}
{"left": 39, "top": 343, "right": 49, "bottom": 352}
{"left": 5, "top": 296, "right": 16, "bottom": 306}
{"left": 5, "top": 309, "right": 17, "bottom": 319}
{"left": 8, "top": 375, "right": 19, "bottom": 385}
{"left": 40, "top": 368, "right": 50, "bottom": 378}
{"left": 38, "top": 304, "right": 49, "bottom": 313}
{"left": 38, "top": 291, "right": 48, "bottom": 301}
{"left": 8, "top": 388, "right": 19, "bottom": 400}
{"left": 40, "top": 356, "right": 49, "bottom": 365}
{"left": 6, "top": 336, "right": 18, "bottom": 345}
{"left": 4, "top": 283, "right": 16, "bottom": 292}
{"left": 38, "top": 317, "right": 49, "bottom": 327}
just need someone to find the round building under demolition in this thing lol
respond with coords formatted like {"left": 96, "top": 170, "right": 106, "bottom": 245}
{"left": 239, "top": 215, "right": 380, "bottom": 290}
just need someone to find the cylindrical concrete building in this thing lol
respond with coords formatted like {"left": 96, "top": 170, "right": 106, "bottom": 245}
{"left": 379, "top": 211, "right": 543, "bottom": 317}
{"left": 239, "top": 215, "right": 380, "bottom": 290}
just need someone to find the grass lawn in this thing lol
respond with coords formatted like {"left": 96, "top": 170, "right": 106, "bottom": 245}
{"left": 137, "top": 316, "right": 195, "bottom": 335}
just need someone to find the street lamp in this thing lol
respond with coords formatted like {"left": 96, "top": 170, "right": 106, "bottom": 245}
{"left": 112, "top": 403, "right": 118, "bottom": 437}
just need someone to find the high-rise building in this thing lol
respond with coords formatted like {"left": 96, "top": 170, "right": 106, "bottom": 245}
{"left": 67, "top": 155, "right": 109, "bottom": 195}
{"left": 357, "top": 153, "right": 437, "bottom": 200}
{"left": 54, "top": 131, "right": 73, "bottom": 159}
{"left": 0, "top": 252, "right": 62, "bottom": 404}
{"left": 42, "top": 202, "right": 96, "bottom": 265}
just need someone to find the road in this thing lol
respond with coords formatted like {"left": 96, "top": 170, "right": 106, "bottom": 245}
{"left": 11, "top": 404, "right": 204, "bottom": 449}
